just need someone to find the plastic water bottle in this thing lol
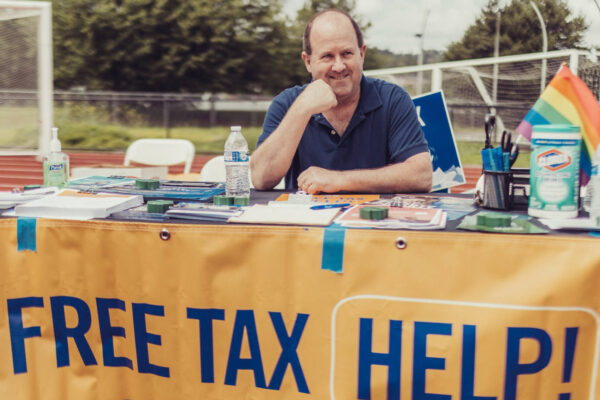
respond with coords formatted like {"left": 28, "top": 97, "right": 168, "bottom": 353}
{"left": 587, "top": 146, "right": 600, "bottom": 223}
{"left": 224, "top": 125, "right": 250, "bottom": 198}
{"left": 43, "top": 127, "right": 69, "bottom": 188}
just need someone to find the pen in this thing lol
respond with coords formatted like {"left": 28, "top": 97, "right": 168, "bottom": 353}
{"left": 310, "top": 203, "right": 351, "bottom": 210}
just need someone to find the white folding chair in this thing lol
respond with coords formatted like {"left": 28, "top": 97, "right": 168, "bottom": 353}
{"left": 198, "top": 155, "right": 284, "bottom": 189}
{"left": 124, "top": 139, "right": 195, "bottom": 174}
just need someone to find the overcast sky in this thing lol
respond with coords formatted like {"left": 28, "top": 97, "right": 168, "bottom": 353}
{"left": 282, "top": 0, "right": 600, "bottom": 53}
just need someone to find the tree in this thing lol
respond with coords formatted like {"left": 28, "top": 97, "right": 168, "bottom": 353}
{"left": 52, "top": 0, "right": 294, "bottom": 93}
{"left": 443, "top": 0, "right": 588, "bottom": 61}
{"left": 51, "top": 0, "right": 380, "bottom": 93}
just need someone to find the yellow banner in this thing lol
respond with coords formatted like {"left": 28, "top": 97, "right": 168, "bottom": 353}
{"left": 1, "top": 218, "right": 600, "bottom": 399}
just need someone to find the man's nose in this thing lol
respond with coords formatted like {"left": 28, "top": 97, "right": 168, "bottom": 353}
{"left": 332, "top": 56, "right": 345, "bottom": 72}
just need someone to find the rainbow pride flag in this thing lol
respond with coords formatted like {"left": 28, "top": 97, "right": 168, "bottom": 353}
{"left": 516, "top": 64, "right": 600, "bottom": 183}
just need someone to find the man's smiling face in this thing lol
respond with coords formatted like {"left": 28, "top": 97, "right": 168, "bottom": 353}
{"left": 302, "top": 11, "right": 366, "bottom": 105}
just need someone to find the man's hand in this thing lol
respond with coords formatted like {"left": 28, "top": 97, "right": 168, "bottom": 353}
{"left": 296, "top": 152, "right": 432, "bottom": 194}
{"left": 297, "top": 166, "right": 342, "bottom": 194}
{"left": 296, "top": 79, "right": 338, "bottom": 115}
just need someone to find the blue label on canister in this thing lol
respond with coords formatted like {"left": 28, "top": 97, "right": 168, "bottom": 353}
{"left": 529, "top": 125, "right": 581, "bottom": 218}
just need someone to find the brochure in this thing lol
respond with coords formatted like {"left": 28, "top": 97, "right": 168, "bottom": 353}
{"left": 335, "top": 204, "right": 447, "bottom": 230}
{"left": 14, "top": 189, "right": 143, "bottom": 220}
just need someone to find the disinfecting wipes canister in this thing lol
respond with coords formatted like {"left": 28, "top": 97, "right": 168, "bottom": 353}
{"left": 529, "top": 124, "right": 581, "bottom": 218}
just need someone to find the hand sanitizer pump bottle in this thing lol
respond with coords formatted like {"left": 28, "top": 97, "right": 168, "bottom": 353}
{"left": 43, "top": 127, "right": 70, "bottom": 188}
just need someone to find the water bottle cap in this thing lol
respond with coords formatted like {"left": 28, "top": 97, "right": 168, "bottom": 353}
{"left": 230, "top": 125, "right": 242, "bottom": 131}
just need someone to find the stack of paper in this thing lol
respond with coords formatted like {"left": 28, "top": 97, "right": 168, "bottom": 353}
{"left": 14, "top": 189, "right": 143, "bottom": 220}
{"left": 335, "top": 205, "right": 447, "bottom": 230}
{"left": 229, "top": 204, "right": 341, "bottom": 226}
{"left": 166, "top": 203, "right": 242, "bottom": 222}
{"left": 0, "top": 187, "right": 58, "bottom": 210}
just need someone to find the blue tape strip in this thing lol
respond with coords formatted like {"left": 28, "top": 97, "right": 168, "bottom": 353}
{"left": 321, "top": 224, "right": 346, "bottom": 273}
{"left": 17, "top": 217, "right": 37, "bottom": 252}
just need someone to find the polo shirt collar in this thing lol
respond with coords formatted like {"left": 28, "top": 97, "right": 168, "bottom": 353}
{"left": 356, "top": 75, "right": 382, "bottom": 115}
{"left": 311, "top": 75, "right": 382, "bottom": 132}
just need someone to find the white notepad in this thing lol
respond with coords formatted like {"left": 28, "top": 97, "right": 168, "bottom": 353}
{"left": 14, "top": 189, "right": 143, "bottom": 220}
{"left": 228, "top": 204, "right": 340, "bottom": 226}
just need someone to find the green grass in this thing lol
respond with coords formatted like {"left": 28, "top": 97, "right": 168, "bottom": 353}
{"left": 126, "top": 126, "right": 263, "bottom": 154}
{"left": 456, "top": 140, "right": 530, "bottom": 168}
{"left": 0, "top": 104, "right": 530, "bottom": 167}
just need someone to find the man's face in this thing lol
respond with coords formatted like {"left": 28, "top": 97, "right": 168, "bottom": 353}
{"left": 302, "top": 12, "right": 366, "bottom": 104}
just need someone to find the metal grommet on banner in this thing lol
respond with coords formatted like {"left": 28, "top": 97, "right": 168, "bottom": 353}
{"left": 159, "top": 228, "right": 171, "bottom": 241}
{"left": 395, "top": 237, "right": 407, "bottom": 250}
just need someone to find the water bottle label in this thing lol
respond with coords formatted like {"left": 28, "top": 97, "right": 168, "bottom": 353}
{"left": 224, "top": 150, "right": 249, "bottom": 163}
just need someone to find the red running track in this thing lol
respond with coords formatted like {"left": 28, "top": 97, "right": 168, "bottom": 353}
{"left": 0, "top": 151, "right": 481, "bottom": 192}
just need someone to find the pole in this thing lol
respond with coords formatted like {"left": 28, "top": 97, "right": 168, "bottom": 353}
{"left": 415, "top": 9, "right": 429, "bottom": 94}
{"left": 492, "top": 10, "right": 500, "bottom": 115}
{"left": 530, "top": 1, "right": 547, "bottom": 93}
{"left": 38, "top": 2, "right": 53, "bottom": 158}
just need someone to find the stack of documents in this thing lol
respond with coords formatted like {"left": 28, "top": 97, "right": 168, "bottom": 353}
{"left": 335, "top": 205, "right": 447, "bottom": 230}
{"left": 14, "top": 189, "right": 143, "bottom": 220}
{"left": 166, "top": 203, "right": 242, "bottom": 222}
{"left": 0, "top": 187, "right": 58, "bottom": 210}
{"left": 228, "top": 203, "right": 341, "bottom": 226}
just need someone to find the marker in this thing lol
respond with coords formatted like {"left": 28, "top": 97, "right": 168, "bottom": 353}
{"left": 310, "top": 203, "right": 351, "bottom": 210}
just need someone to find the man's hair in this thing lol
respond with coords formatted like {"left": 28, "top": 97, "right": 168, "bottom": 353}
{"left": 302, "top": 9, "right": 363, "bottom": 55}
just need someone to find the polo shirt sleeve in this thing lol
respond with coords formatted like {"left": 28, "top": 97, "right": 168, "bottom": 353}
{"left": 387, "top": 87, "right": 430, "bottom": 163}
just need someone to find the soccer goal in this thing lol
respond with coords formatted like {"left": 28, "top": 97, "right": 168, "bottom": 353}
{"left": 365, "top": 49, "right": 600, "bottom": 143}
{"left": 0, "top": 0, "right": 53, "bottom": 156}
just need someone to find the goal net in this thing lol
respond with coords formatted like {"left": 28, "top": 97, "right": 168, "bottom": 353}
{"left": 0, "top": 1, "right": 52, "bottom": 155}
{"left": 365, "top": 49, "right": 600, "bottom": 144}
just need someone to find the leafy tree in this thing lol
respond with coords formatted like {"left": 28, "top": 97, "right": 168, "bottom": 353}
{"left": 51, "top": 0, "right": 381, "bottom": 93}
{"left": 444, "top": 0, "right": 588, "bottom": 61}
{"left": 52, "top": 0, "right": 293, "bottom": 93}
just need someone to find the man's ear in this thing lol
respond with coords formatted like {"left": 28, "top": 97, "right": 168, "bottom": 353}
{"left": 359, "top": 44, "right": 367, "bottom": 63}
{"left": 301, "top": 51, "right": 312, "bottom": 74}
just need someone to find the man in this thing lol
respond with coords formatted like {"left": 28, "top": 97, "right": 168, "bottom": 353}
{"left": 251, "top": 9, "right": 432, "bottom": 194}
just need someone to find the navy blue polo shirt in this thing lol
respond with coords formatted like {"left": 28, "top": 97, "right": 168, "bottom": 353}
{"left": 256, "top": 76, "right": 429, "bottom": 189}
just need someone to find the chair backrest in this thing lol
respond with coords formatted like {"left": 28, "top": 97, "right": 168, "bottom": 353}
{"left": 198, "top": 155, "right": 284, "bottom": 189}
{"left": 124, "top": 139, "right": 195, "bottom": 174}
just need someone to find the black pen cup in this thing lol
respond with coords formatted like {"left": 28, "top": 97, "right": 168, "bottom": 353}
{"left": 482, "top": 170, "right": 512, "bottom": 210}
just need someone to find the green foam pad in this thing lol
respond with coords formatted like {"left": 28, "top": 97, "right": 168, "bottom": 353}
{"left": 147, "top": 200, "right": 173, "bottom": 213}
{"left": 214, "top": 195, "right": 234, "bottom": 205}
{"left": 135, "top": 179, "right": 160, "bottom": 190}
{"left": 359, "top": 207, "right": 388, "bottom": 220}
{"left": 476, "top": 213, "right": 512, "bottom": 227}
{"left": 233, "top": 196, "right": 249, "bottom": 206}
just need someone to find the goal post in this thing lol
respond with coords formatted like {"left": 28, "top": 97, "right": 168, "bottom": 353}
{"left": 0, "top": 0, "right": 52, "bottom": 156}
{"left": 364, "top": 49, "right": 599, "bottom": 143}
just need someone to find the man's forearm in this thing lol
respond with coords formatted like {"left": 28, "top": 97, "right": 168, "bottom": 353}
{"left": 251, "top": 80, "right": 338, "bottom": 190}
{"left": 250, "top": 103, "right": 311, "bottom": 190}
{"left": 297, "top": 152, "right": 432, "bottom": 194}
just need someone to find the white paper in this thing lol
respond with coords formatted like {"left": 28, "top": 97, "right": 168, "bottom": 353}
{"left": 229, "top": 204, "right": 340, "bottom": 226}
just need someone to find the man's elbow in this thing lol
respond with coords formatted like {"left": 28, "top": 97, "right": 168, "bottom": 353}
{"left": 413, "top": 162, "right": 433, "bottom": 193}
{"left": 250, "top": 169, "right": 271, "bottom": 191}
{"left": 417, "top": 171, "right": 433, "bottom": 192}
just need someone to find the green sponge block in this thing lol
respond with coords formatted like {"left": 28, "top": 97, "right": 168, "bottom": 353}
{"left": 135, "top": 179, "right": 160, "bottom": 190}
{"left": 233, "top": 196, "right": 250, "bottom": 206}
{"left": 214, "top": 195, "right": 234, "bottom": 205}
{"left": 359, "top": 207, "right": 388, "bottom": 220}
{"left": 147, "top": 200, "right": 173, "bottom": 213}
{"left": 476, "top": 213, "right": 512, "bottom": 227}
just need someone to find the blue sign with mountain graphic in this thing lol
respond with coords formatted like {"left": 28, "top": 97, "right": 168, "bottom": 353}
{"left": 412, "top": 91, "right": 466, "bottom": 192}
